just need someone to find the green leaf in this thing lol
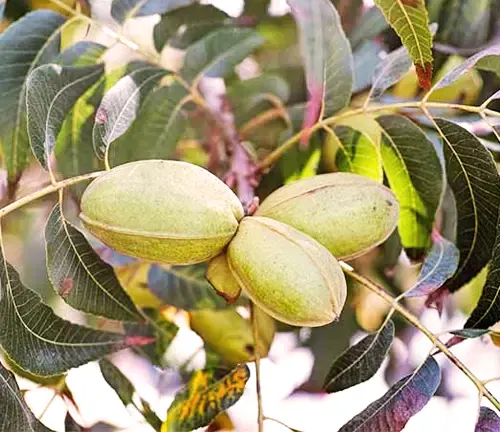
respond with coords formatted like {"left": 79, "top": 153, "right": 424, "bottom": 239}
{"left": 109, "top": 82, "right": 189, "bottom": 166}
{"left": 475, "top": 406, "right": 500, "bottom": 432}
{"left": 465, "top": 212, "right": 500, "bottom": 329}
{"left": 55, "top": 63, "right": 139, "bottom": 197}
{"left": 404, "top": 232, "right": 459, "bottom": 298}
{"left": 27, "top": 63, "right": 104, "bottom": 170}
{"left": 0, "top": 232, "right": 150, "bottom": 377}
{"left": 0, "top": 10, "right": 67, "bottom": 184}
{"left": 377, "top": 115, "right": 443, "bottom": 255}
{"left": 324, "top": 320, "right": 394, "bottom": 393}
{"left": 147, "top": 264, "right": 228, "bottom": 310}
{"left": 339, "top": 357, "right": 441, "bottom": 432}
{"left": 374, "top": 0, "right": 433, "bottom": 90}
{"left": 92, "top": 66, "right": 169, "bottom": 160}
{"left": 288, "top": 0, "right": 353, "bottom": 128}
{"left": 436, "top": 118, "right": 500, "bottom": 292}
{"left": 180, "top": 28, "right": 264, "bottom": 85}
{"left": 332, "top": 125, "right": 383, "bottom": 181}
{"left": 111, "top": 0, "right": 195, "bottom": 23}
{"left": 45, "top": 202, "right": 140, "bottom": 322}
{"left": 54, "top": 41, "right": 106, "bottom": 67}
{"left": 164, "top": 365, "right": 250, "bottom": 432}
{"left": 0, "top": 362, "right": 52, "bottom": 431}
{"left": 99, "top": 358, "right": 134, "bottom": 406}
{"left": 153, "top": 4, "right": 230, "bottom": 51}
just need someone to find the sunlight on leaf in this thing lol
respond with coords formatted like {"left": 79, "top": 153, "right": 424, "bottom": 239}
{"left": 404, "top": 231, "right": 459, "bottom": 298}
{"left": 45, "top": 202, "right": 140, "bottom": 321}
{"left": 374, "top": 0, "right": 433, "bottom": 90}
{"left": 0, "top": 362, "right": 52, "bottom": 431}
{"left": 339, "top": 356, "right": 441, "bottom": 432}
{"left": 324, "top": 320, "right": 394, "bottom": 393}
{"left": 164, "top": 365, "right": 250, "bottom": 432}
{"left": 93, "top": 66, "right": 169, "bottom": 160}
{"left": 377, "top": 115, "right": 443, "bottom": 255}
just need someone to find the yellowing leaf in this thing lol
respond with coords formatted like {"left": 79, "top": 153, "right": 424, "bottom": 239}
{"left": 374, "top": 0, "right": 433, "bottom": 90}
{"left": 163, "top": 365, "right": 250, "bottom": 432}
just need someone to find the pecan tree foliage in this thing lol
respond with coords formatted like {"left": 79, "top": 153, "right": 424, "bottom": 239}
{"left": 0, "top": 0, "right": 499, "bottom": 430}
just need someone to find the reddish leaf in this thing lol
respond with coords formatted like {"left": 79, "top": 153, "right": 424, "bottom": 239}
{"left": 339, "top": 356, "right": 441, "bottom": 432}
{"left": 415, "top": 62, "right": 432, "bottom": 91}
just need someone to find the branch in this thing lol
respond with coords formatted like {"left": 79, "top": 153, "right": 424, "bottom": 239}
{"left": 339, "top": 261, "right": 500, "bottom": 411}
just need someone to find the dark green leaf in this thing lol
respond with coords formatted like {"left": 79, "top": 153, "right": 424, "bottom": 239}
{"left": 324, "top": 320, "right": 394, "bottom": 393}
{"left": 378, "top": 115, "right": 444, "bottom": 254}
{"left": 93, "top": 66, "right": 169, "bottom": 160}
{"left": 339, "top": 357, "right": 441, "bottom": 432}
{"left": 147, "top": 264, "right": 228, "bottom": 310}
{"left": 27, "top": 63, "right": 104, "bottom": 169}
{"left": 180, "top": 28, "right": 264, "bottom": 84}
{"left": 0, "top": 362, "right": 52, "bottom": 431}
{"left": 45, "top": 203, "right": 140, "bottom": 321}
{"left": 436, "top": 118, "right": 500, "bottom": 292}
{"left": 111, "top": 0, "right": 194, "bottom": 23}
{"left": 333, "top": 124, "right": 383, "bottom": 181}
{"left": 404, "top": 232, "right": 459, "bottom": 297}
{"left": 64, "top": 413, "right": 81, "bottom": 432}
{"left": 449, "top": 329, "right": 490, "bottom": 339}
{"left": 0, "top": 10, "right": 66, "bottom": 183}
{"left": 99, "top": 358, "right": 134, "bottom": 406}
{"left": 374, "top": 0, "right": 433, "bottom": 90}
{"left": 0, "top": 233, "right": 150, "bottom": 377}
{"left": 55, "top": 41, "right": 106, "bottom": 67}
{"left": 165, "top": 365, "right": 250, "bottom": 431}
{"left": 288, "top": 0, "right": 353, "bottom": 129}
{"left": 109, "top": 82, "right": 189, "bottom": 166}
{"left": 153, "top": 4, "right": 230, "bottom": 51}
{"left": 465, "top": 211, "right": 500, "bottom": 329}
{"left": 475, "top": 406, "right": 500, "bottom": 432}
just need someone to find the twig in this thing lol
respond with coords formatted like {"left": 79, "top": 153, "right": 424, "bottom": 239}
{"left": 264, "top": 416, "right": 304, "bottom": 432}
{"left": 340, "top": 261, "right": 500, "bottom": 411}
{"left": 251, "top": 302, "right": 264, "bottom": 432}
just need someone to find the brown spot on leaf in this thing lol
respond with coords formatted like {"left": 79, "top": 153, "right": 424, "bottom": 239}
{"left": 59, "top": 278, "right": 74, "bottom": 298}
{"left": 125, "top": 336, "right": 156, "bottom": 346}
{"left": 95, "top": 107, "right": 108, "bottom": 125}
{"left": 415, "top": 62, "right": 433, "bottom": 92}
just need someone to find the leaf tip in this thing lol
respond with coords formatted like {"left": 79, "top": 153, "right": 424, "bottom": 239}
{"left": 416, "top": 62, "right": 433, "bottom": 92}
{"left": 125, "top": 336, "right": 156, "bottom": 347}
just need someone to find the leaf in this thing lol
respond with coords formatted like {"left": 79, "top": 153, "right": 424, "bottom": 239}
{"left": 288, "top": 0, "right": 353, "bottom": 137}
{"left": 352, "top": 41, "right": 385, "bottom": 94}
{"left": 0, "top": 10, "right": 67, "bottom": 184}
{"left": 99, "top": 358, "right": 134, "bottom": 406}
{"left": 147, "top": 264, "right": 228, "bottom": 310}
{"left": 55, "top": 63, "right": 139, "bottom": 197}
{"left": 109, "top": 82, "right": 189, "bottom": 166}
{"left": 349, "top": 6, "right": 389, "bottom": 49}
{"left": 465, "top": 212, "right": 500, "bottom": 329}
{"left": 339, "top": 356, "right": 441, "bottom": 432}
{"left": 0, "top": 233, "right": 150, "bottom": 377}
{"left": 332, "top": 125, "right": 383, "bottom": 181}
{"left": 153, "top": 4, "right": 230, "bottom": 51}
{"left": 92, "top": 66, "right": 169, "bottom": 160}
{"left": 475, "top": 407, "right": 500, "bottom": 432}
{"left": 369, "top": 45, "right": 412, "bottom": 100}
{"left": 45, "top": 203, "right": 140, "bottom": 321}
{"left": 180, "top": 28, "right": 263, "bottom": 85}
{"left": 374, "top": 0, "right": 433, "bottom": 90}
{"left": 324, "top": 320, "right": 394, "bottom": 393}
{"left": 404, "top": 232, "right": 460, "bottom": 298}
{"left": 111, "top": 0, "right": 195, "bottom": 23}
{"left": 164, "top": 365, "right": 250, "bottom": 432}
{"left": 54, "top": 41, "right": 106, "bottom": 67}
{"left": 449, "top": 329, "right": 490, "bottom": 339}
{"left": 377, "top": 115, "right": 444, "bottom": 255}
{"left": 64, "top": 413, "right": 82, "bottom": 432}
{"left": 27, "top": 62, "right": 104, "bottom": 170}
{"left": 435, "top": 118, "right": 500, "bottom": 292}
{"left": 0, "top": 362, "right": 52, "bottom": 432}
{"left": 432, "top": 45, "right": 500, "bottom": 90}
